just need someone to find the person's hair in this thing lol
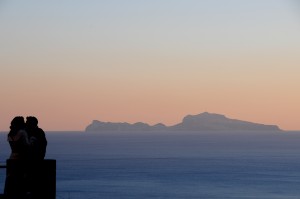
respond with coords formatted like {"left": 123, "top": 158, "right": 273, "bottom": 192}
{"left": 9, "top": 116, "right": 25, "bottom": 136}
{"left": 26, "top": 116, "right": 38, "bottom": 126}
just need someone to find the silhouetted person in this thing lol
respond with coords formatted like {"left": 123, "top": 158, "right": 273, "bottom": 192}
{"left": 25, "top": 116, "right": 48, "bottom": 199}
{"left": 7, "top": 116, "right": 30, "bottom": 160}
{"left": 4, "top": 116, "right": 31, "bottom": 199}
{"left": 26, "top": 116, "right": 47, "bottom": 160}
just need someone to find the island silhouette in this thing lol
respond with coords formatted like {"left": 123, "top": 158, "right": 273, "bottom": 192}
{"left": 85, "top": 112, "right": 281, "bottom": 132}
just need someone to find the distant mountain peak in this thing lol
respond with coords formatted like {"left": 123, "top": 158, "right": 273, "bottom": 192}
{"left": 86, "top": 112, "right": 282, "bottom": 132}
{"left": 186, "top": 112, "right": 227, "bottom": 119}
{"left": 201, "top": 112, "right": 226, "bottom": 117}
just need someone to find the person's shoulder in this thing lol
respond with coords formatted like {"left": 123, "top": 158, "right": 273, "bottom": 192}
{"left": 37, "top": 127, "right": 45, "bottom": 133}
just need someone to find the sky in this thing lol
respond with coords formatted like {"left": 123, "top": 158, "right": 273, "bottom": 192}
{"left": 1, "top": 0, "right": 300, "bottom": 131}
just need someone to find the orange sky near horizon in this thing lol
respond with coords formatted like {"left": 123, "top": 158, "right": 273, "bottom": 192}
{"left": 1, "top": 1, "right": 300, "bottom": 131}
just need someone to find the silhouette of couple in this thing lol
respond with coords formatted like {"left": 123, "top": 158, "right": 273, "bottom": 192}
{"left": 7, "top": 116, "right": 47, "bottom": 160}
{"left": 4, "top": 116, "right": 47, "bottom": 199}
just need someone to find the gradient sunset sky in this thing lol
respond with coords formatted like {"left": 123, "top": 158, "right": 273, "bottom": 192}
{"left": 1, "top": 0, "right": 300, "bottom": 131}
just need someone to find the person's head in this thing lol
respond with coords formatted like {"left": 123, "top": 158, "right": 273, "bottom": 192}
{"left": 10, "top": 116, "right": 25, "bottom": 131}
{"left": 26, "top": 116, "right": 39, "bottom": 129}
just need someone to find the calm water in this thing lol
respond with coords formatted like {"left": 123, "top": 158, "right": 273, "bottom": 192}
{"left": 1, "top": 131, "right": 300, "bottom": 199}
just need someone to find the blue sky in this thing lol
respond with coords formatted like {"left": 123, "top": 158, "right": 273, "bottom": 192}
{"left": 1, "top": 0, "right": 300, "bottom": 130}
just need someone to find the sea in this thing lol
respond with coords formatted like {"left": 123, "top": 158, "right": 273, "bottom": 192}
{"left": 1, "top": 130, "right": 300, "bottom": 199}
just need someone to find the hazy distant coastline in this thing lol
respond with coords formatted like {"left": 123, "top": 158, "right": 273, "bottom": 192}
{"left": 85, "top": 112, "right": 281, "bottom": 132}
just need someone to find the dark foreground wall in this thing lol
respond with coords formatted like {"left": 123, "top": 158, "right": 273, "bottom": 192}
{"left": 3, "top": 159, "right": 56, "bottom": 199}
